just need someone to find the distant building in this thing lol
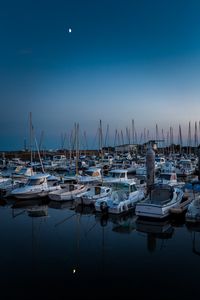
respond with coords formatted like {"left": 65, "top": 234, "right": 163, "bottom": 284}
{"left": 115, "top": 144, "right": 138, "bottom": 153}
{"left": 143, "top": 140, "right": 165, "bottom": 151}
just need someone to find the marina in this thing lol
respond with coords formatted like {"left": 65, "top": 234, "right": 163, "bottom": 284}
{"left": 2, "top": 1, "right": 200, "bottom": 298}
{"left": 1, "top": 146, "right": 200, "bottom": 299}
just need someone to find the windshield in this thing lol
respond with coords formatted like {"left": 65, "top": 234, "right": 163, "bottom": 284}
{"left": 111, "top": 172, "right": 125, "bottom": 178}
{"left": 27, "top": 178, "right": 45, "bottom": 186}
{"left": 112, "top": 182, "right": 130, "bottom": 192}
{"left": 160, "top": 174, "right": 171, "bottom": 180}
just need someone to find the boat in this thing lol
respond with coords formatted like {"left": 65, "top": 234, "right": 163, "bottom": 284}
{"left": 175, "top": 159, "right": 196, "bottom": 177}
{"left": 156, "top": 172, "right": 178, "bottom": 186}
{"left": 77, "top": 167, "right": 102, "bottom": 184}
{"left": 155, "top": 170, "right": 185, "bottom": 188}
{"left": 48, "top": 183, "right": 88, "bottom": 201}
{"left": 0, "top": 178, "right": 25, "bottom": 198}
{"left": 75, "top": 185, "right": 112, "bottom": 206}
{"left": 10, "top": 173, "right": 60, "bottom": 199}
{"left": 63, "top": 167, "right": 102, "bottom": 184}
{"left": 122, "top": 160, "right": 138, "bottom": 174}
{"left": 102, "top": 168, "right": 144, "bottom": 187}
{"left": 135, "top": 183, "right": 185, "bottom": 219}
{"left": 160, "top": 160, "right": 176, "bottom": 173}
{"left": 186, "top": 196, "right": 200, "bottom": 223}
{"left": 103, "top": 169, "right": 131, "bottom": 184}
{"left": 94, "top": 181, "right": 145, "bottom": 214}
{"left": 12, "top": 166, "right": 34, "bottom": 179}
{"left": 185, "top": 180, "right": 200, "bottom": 223}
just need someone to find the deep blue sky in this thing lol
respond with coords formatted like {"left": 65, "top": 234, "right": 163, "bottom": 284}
{"left": 1, "top": 0, "right": 200, "bottom": 150}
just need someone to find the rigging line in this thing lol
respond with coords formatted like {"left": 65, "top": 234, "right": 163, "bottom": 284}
{"left": 77, "top": 212, "right": 93, "bottom": 229}
{"left": 84, "top": 221, "right": 98, "bottom": 237}
{"left": 54, "top": 212, "right": 76, "bottom": 227}
{"left": 12, "top": 208, "right": 26, "bottom": 218}
{"left": 34, "top": 136, "right": 45, "bottom": 173}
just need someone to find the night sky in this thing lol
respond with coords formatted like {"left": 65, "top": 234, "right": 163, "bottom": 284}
{"left": 1, "top": 0, "right": 200, "bottom": 150}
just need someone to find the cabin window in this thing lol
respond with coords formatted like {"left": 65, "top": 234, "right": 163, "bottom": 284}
{"left": 130, "top": 185, "right": 137, "bottom": 192}
{"left": 69, "top": 184, "right": 74, "bottom": 191}
{"left": 95, "top": 186, "right": 100, "bottom": 194}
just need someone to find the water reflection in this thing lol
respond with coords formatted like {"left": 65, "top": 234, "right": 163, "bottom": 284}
{"left": 191, "top": 232, "right": 200, "bottom": 256}
{"left": 75, "top": 203, "right": 95, "bottom": 215}
{"left": 136, "top": 218, "right": 174, "bottom": 252}
{"left": 48, "top": 199, "right": 75, "bottom": 210}
{"left": 95, "top": 211, "right": 137, "bottom": 233}
{"left": 11, "top": 198, "right": 49, "bottom": 218}
{"left": 2, "top": 194, "right": 200, "bottom": 299}
{"left": 186, "top": 221, "right": 200, "bottom": 256}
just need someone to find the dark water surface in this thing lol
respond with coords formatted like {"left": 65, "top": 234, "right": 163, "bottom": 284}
{"left": 1, "top": 197, "right": 200, "bottom": 300}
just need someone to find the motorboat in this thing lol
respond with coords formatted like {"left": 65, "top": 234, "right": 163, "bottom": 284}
{"left": 48, "top": 183, "right": 88, "bottom": 201}
{"left": 64, "top": 167, "right": 102, "bottom": 184}
{"left": 77, "top": 167, "right": 102, "bottom": 184}
{"left": 135, "top": 183, "right": 185, "bottom": 219}
{"left": 75, "top": 185, "right": 112, "bottom": 206}
{"left": 102, "top": 169, "right": 133, "bottom": 184}
{"left": 10, "top": 173, "right": 60, "bottom": 199}
{"left": 185, "top": 180, "right": 200, "bottom": 223}
{"left": 186, "top": 196, "right": 200, "bottom": 223}
{"left": 12, "top": 166, "right": 34, "bottom": 179}
{"left": 94, "top": 181, "right": 144, "bottom": 214}
{"left": 175, "top": 159, "right": 196, "bottom": 177}
{"left": 155, "top": 171, "right": 184, "bottom": 188}
{"left": 0, "top": 178, "right": 24, "bottom": 198}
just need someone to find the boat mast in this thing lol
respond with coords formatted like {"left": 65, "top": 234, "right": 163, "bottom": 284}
{"left": 83, "top": 130, "right": 88, "bottom": 156}
{"left": 194, "top": 121, "right": 198, "bottom": 155}
{"left": 178, "top": 124, "right": 182, "bottom": 154}
{"left": 187, "top": 121, "right": 192, "bottom": 155}
{"left": 99, "top": 119, "right": 103, "bottom": 161}
{"left": 132, "top": 119, "right": 135, "bottom": 145}
{"left": 35, "top": 136, "right": 45, "bottom": 173}
{"left": 29, "top": 112, "right": 33, "bottom": 170}
{"left": 75, "top": 122, "right": 79, "bottom": 176}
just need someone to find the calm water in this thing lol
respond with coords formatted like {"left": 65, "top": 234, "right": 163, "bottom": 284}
{"left": 1, "top": 197, "right": 200, "bottom": 300}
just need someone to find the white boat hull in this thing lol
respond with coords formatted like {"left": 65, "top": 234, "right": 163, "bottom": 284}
{"left": 135, "top": 187, "right": 184, "bottom": 219}
{"left": 13, "top": 191, "right": 49, "bottom": 199}
{"left": 95, "top": 190, "right": 144, "bottom": 215}
{"left": 135, "top": 202, "right": 174, "bottom": 219}
{"left": 48, "top": 185, "right": 87, "bottom": 202}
